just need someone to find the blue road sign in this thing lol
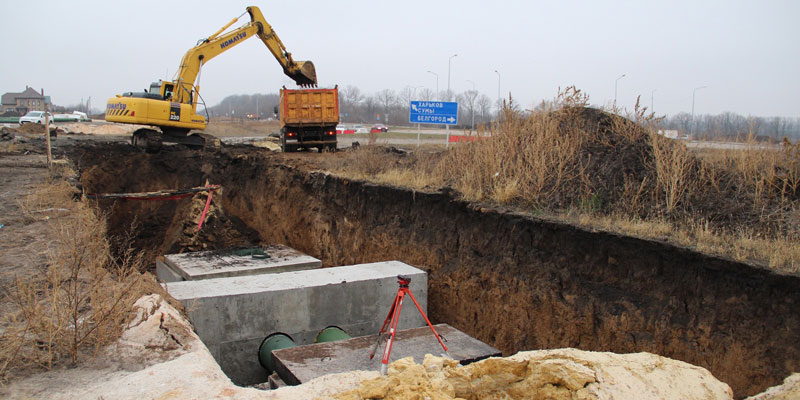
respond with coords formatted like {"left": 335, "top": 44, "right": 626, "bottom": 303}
{"left": 409, "top": 101, "right": 458, "bottom": 125}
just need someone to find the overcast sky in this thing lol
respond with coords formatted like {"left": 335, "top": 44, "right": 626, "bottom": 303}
{"left": 1, "top": 0, "right": 798, "bottom": 118}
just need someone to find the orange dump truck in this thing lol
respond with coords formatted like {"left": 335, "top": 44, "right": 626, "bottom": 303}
{"left": 279, "top": 86, "right": 338, "bottom": 152}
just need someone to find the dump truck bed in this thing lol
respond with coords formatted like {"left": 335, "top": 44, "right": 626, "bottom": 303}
{"left": 280, "top": 87, "right": 339, "bottom": 127}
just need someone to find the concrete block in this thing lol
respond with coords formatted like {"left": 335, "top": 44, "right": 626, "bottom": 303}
{"left": 155, "top": 244, "right": 321, "bottom": 282}
{"left": 273, "top": 324, "right": 502, "bottom": 385}
{"left": 166, "top": 260, "right": 428, "bottom": 385}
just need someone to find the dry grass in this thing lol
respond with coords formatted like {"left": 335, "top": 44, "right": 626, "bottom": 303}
{"left": 567, "top": 212, "right": 799, "bottom": 274}
{"left": 0, "top": 179, "right": 154, "bottom": 381}
{"left": 333, "top": 87, "right": 800, "bottom": 272}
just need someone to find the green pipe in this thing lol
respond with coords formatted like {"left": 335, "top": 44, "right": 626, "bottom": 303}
{"left": 315, "top": 326, "right": 351, "bottom": 343}
{"left": 258, "top": 333, "right": 296, "bottom": 372}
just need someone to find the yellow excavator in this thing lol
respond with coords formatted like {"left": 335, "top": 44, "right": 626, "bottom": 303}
{"left": 105, "top": 6, "right": 316, "bottom": 149}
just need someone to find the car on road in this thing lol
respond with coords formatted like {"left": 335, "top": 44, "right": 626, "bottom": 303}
{"left": 336, "top": 124, "right": 356, "bottom": 134}
{"left": 370, "top": 123, "right": 388, "bottom": 133}
{"left": 19, "top": 111, "right": 55, "bottom": 125}
{"left": 55, "top": 111, "right": 90, "bottom": 122}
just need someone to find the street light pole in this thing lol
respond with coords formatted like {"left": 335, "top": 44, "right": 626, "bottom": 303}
{"left": 650, "top": 89, "right": 656, "bottom": 112}
{"left": 446, "top": 54, "right": 457, "bottom": 148}
{"left": 614, "top": 74, "right": 626, "bottom": 109}
{"left": 427, "top": 71, "right": 439, "bottom": 100}
{"left": 691, "top": 86, "right": 707, "bottom": 139}
{"left": 494, "top": 69, "right": 501, "bottom": 108}
{"left": 447, "top": 54, "right": 458, "bottom": 100}
{"left": 466, "top": 80, "right": 476, "bottom": 132}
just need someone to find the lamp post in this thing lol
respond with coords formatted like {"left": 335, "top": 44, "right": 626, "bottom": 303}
{"left": 494, "top": 70, "right": 501, "bottom": 106}
{"left": 447, "top": 54, "right": 458, "bottom": 100}
{"left": 691, "top": 86, "right": 707, "bottom": 139}
{"left": 614, "top": 74, "right": 626, "bottom": 109}
{"left": 410, "top": 85, "right": 422, "bottom": 99}
{"left": 650, "top": 89, "right": 656, "bottom": 112}
{"left": 445, "top": 54, "right": 457, "bottom": 147}
{"left": 466, "top": 80, "right": 476, "bottom": 132}
{"left": 427, "top": 70, "right": 439, "bottom": 100}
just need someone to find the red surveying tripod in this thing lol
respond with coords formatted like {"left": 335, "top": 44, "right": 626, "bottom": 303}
{"left": 369, "top": 275, "right": 449, "bottom": 374}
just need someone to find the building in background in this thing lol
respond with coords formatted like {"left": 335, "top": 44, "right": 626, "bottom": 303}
{"left": 1, "top": 86, "right": 50, "bottom": 115}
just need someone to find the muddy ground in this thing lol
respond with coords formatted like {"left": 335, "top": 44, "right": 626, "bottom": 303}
{"left": 54, "top": 140, "right": 800, "bottom": 399}
{"left": 0, "top": 154, "right": 52, "bottom": 317}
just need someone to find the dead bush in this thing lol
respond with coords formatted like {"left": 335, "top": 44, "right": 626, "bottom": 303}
{"left": 0, "top": 183, "right": 150, "bottom": 381}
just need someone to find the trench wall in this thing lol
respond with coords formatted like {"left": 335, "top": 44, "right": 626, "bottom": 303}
{"left": 78, "top": 149, "right": 800, "bottom": 398}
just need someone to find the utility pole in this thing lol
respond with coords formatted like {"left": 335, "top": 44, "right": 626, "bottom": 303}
{"left": 43, "top": 92, "right": 51, "bottom": 167}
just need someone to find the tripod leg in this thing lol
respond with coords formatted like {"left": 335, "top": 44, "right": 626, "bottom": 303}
{"left": 370, "top": 291, "right": 401, "bottom": 360}
{"left": 407, "top": 289, "right": 449, "bottom": 354}
{"left": 380, "top": 291, "right": 405, "bottom": 374}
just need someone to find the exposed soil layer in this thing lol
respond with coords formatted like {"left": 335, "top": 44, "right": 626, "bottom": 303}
{"left": 68, "top": 142, "right": 800, "bottom": 398}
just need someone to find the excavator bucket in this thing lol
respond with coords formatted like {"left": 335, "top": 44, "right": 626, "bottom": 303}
{"left": 287, "top": 61, "right": 317, "bottom": 87}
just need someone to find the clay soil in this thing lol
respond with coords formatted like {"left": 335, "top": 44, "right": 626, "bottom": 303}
{"left": 0, "top": 153, "right": 52, "bottom": 316}
{"left": 58, "top": 141, "right": 800, "bottom": 399}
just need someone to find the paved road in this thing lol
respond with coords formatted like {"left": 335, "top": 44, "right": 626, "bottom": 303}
{"left": 7, "top": 121, "right": 782, "bottom": 151}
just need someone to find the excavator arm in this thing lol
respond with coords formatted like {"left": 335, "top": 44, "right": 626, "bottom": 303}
{"left": 171, "top": 6, "right": 316, "bottom": 104}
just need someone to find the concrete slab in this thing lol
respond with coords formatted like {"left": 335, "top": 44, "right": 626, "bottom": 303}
{"left": 155, "top": 244, "right": 321, "bottom": 282}
{"left": 166, "top": 260, "right": 428, "bottom": 385}
{"left": 272, "top": 324, "right": 502, "bottom": 385}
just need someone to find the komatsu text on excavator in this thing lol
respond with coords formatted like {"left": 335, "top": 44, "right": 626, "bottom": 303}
{"left": 105, "top": 6, "right": 316, "bottom": 149}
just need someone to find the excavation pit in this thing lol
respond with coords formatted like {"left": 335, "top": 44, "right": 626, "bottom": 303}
{"left": 166, "top": 260, "right": 428, "bottom": 385}
{"left": 156, "top": 244, "right": 321, "bottom": 282}
{"left": 70, "top": 143, "right": 800, "bottom": 398}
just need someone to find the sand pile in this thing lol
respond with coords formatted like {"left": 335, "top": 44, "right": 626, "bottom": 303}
{"left": 336, "top": 350, "right": 733, "bottom": 400}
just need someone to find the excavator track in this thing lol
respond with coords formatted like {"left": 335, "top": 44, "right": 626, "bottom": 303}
{"left": 131, "top": 128, "right": 163, "bottom": 153}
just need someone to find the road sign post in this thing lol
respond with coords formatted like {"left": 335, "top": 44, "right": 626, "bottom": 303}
{"left": 409, "top": 101, "right": 458, "bottom": 148}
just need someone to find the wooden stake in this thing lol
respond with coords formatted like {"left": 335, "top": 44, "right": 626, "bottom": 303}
{"left": 44, "top": 98, "right": 52, "bottom": 168}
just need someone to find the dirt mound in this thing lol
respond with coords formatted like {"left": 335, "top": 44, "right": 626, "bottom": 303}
{"left": 337, "top": 351, "right": 732, "bottom": 400}
{"left": 15, "top": 123, "right": 47, "bottom": 135}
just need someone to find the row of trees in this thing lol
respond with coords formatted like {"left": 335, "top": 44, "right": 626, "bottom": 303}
{"left": 204, "top": 88, "right": 800, "bottom": 139}
{"left": 657, "top": 112, "right": 800, "bottom": 140}
{"left": 205, "top": 87, "right": 497, "bottom": 129}
{"left": 338, "top": 86, "right": 495, "bottom": 129}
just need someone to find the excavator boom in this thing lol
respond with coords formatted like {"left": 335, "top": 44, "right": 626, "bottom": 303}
{"left": 105, "top": 5, "right": 317, "bottom": 145}
{"left": 173, "top": 5, "right": 317, "bottom": 102}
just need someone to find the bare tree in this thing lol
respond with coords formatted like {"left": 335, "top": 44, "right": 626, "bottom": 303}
{"left": 419, "top": 88, "right": 435, "bottom": 102}
{"left": 363, "top": 95, "right": 379, "bottom": 121}
{"left": 459, "top": 90, "right": 479, "bottom": 131}
{"left": 376, "top": 89, "right": 396, "bottom": 112}
{"left": 340, "top": 85, "right": 363, "bottom": 111}
{"left": 398, "top": 87, "right": 415, "bottom": 108}
{"left": 477, "top": 94, "right": 493, "bottom": 124}
{"left": 375, "top": 89, "right": 396, "bottom": 124}
{"left": 440, "top": 89, "right": 455, "bottom": 102}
